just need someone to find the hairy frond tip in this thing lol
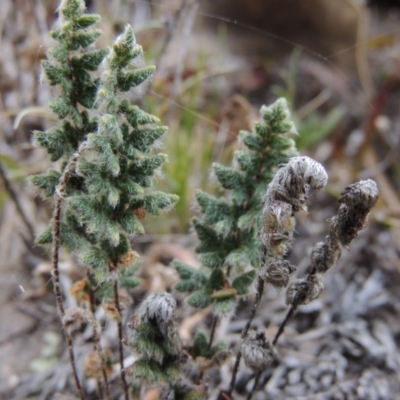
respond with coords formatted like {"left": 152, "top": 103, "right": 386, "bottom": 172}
{"left": 260, "top": 98, "right": 289, "bottom": 119}
{"left": 129, "top": 293, "right": 181, "bottom": 352}
{"left": 58, "top": 0, "right": 85, "bottom": 16}
{"left": 265, "top": 156, "right": 328, "bottom": 212}
{"left": 260, "top": 97, "right": 298, "bottom": 135}
{"left": 137, "top": 293, "right": 176, "bottom": 325}
{"left": 284, "top": 156, "right": 327, "bottom": 190}
{"left": 115, "top": 25, "right": 135, "bottom": 46}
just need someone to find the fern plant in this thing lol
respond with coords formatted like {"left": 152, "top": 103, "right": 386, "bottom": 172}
{"left": 172, "top": 99, "right": 299, "bottom": 373}
{"left": 175, "top": 98, "right": 298, "bottom": 310}
{"left": 125, "top": 293, "right": 207, "bottom": 399}
{"left": 30, "top": 0, "right": 177, "bottom": 398}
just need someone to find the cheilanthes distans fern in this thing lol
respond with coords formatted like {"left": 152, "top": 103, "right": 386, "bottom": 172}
{"left": 174, "top": 99, "right": 298, "bottom": 315}
{"left": 30, "top": 0, "right": 177, "bottom": 398}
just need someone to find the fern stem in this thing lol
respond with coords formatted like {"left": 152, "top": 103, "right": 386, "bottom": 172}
{"left": 208, "top": 315, "right": 218, "bottom": 349}
{"left": 228, "top": 276, "right": 265, "bottom": 396}
{"left": 111, "top": 271, "right": 129, "bottom": 400}
{"left": 87, "top": 309, "right": 111, "bottom": 400}
{"left": 51, "top": 146, "right": 87, "bottom": 399}
{"left": 246, "top": 372, "right": 261, "bottom": 400}
{"left": 52, "top": 194, "right": 84, "bottom": 399}
{"left": 272, "top": 305, "right": 296, "bottom": 346}
{"left": 227, "top": 351, "right": 242, "bottom": 396}
{"left": 85, "top": 270, "right": 111, "bottom": 399}
{"left": 241, "top": 277, "right": 265, "bottom": 339}
{"left": 65, "top": 329, "right": 84, "bottom": 399}
{"left": 197, "top": 315, "right": 219, "bottom": 384}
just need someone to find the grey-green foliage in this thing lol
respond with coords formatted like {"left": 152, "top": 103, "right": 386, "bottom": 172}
{"left": 126, "top": 293, "right": 207, "bottom": 400}
{"left": 174, "top": 98, "right": 298, "bottom": 315}
{"left": 31, "top": 0, "right": 178, "bottom": 284}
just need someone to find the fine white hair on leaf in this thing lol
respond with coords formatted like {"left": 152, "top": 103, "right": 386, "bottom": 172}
{"left": 137, "top": 292, "right": 176, "bottom": 325}
{"left": 287, "top": 156, "right": 328, "bottom": 191}
{"left": 277, "top": 156, "right": 327, "bottom": 193}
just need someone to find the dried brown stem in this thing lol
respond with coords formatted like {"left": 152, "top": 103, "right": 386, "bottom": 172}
{"left": 197, "top": 315, "right": 219, "bottom": 383}
{"left": 51, "top": 146, "right": 87, "bottom": 399}
{"left": 241, "top": 277, "right": 265, "bottom": 340}
{"left": 53, "top": 194, "right": 84, "bottom": 399}
{"left": 228, "top": 277, "right": 265, "bottom": 396}
{"left": 96, "top": 380, "right": 104, "bottom": 400}
{"left": 111, "top": 272, "right": 129, "bottom": 400}
{"left": 272, "top": 305, "right": 296, "bottom": 346}
{"left": 86, "top": 271, "right": 111, "bottom": 400}
{"left": 86, "top": 269, "right": 96, "bottom": 315}
{"left": 64, "top": 330, "right": 84, "bottom": 399}
{"left": 246, "top": 372, "right": 261, "bottom": 400}
{"left": 87, "top": 310, "right": 111, "bottom": 400}
{"left": 52, "top": 196, "right": 65, "bottom": 314}
{"left": 208, "top": 315, "right": 218, "bottom": 349}
{"left": 228, "top": 351, "right": 242, "bottom": 396}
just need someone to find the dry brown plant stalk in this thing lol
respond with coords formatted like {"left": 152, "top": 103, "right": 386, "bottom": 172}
{"left": 109, "top": 262, "right": 130, "bottom": 400}
{"left": 52, "top": 145, "right": 88, "bottom": 400}
{"left": 246, "top": 178, "right": 378, "bottom": 400}
{"left": 273, "top": 178, "right": 379, "bottom": 345}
